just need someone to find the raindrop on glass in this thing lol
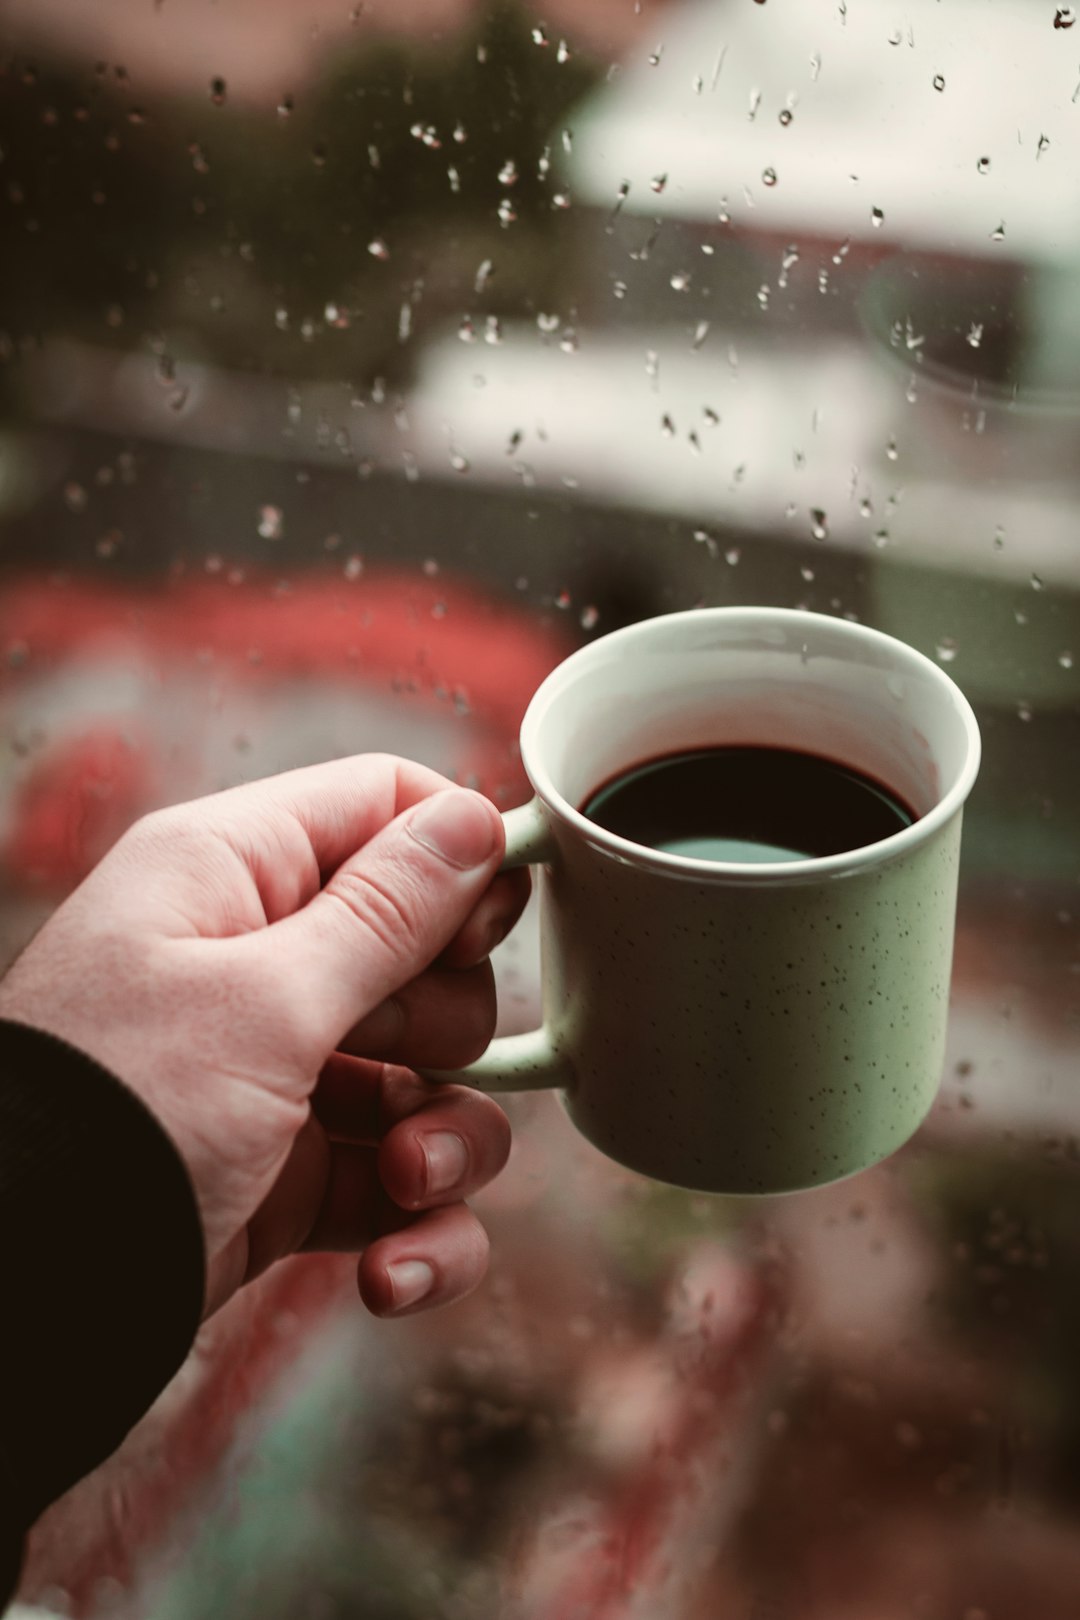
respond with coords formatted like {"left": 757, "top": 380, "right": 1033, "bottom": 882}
{"left": 278, "top": 94, "right": 294, "bottom": 118}
{"left": 977, "top": 156, "right": 991, "bottom": 174}
{"left": 580, "top": 604, "right": 599, "bottom": 630}
{"left": 484, "top": 315, "right": 503, "bottom": 345}
{"left": 498, "top": 158, "right": 519, "bottom": 186}
{"left": 210, "top": 76, "right": 227, "bottom": 105}
{"left": 762, "top": 166, "right": 778, "bottom": 187}
{"left": 1031, "top": 571, "right": 1044, "bottom": 590}
{"left": 779, "top": 108, "right": 793, "bottom": 126}
{"left": 1054, "top": 6, "right": 1076, "bottom": 28}
{"left": 661, "top": 413, "right": 676, "bottom": 438}
{"left": 449, "top": 449, "right": 470, "bottom": 473}
{"left": 886, "top": 437, "right": 898, "bottom": 461}
{"left": 1017, "top": 700, "right": 1033, "bottom": 721}
{"left": 932, "top": 73, "right": 945, "bottom": 91}
{"left": 557, "top": 39, "right": 572, "bottom": 63}
{"left": 967, "top": 322, "right": 983, "bottom": 348}
{"left": 935, "top": 637, "right": 958, "bottom": 663}
{"left": 651, "top": 173, "right": 668, "bottom": 194}
{"left": 1037, "top": 133, "right": 1051, "bottom": 157}
{"left": 801, "top": 565, "right": 815, "bottom": 581}
{"left": 1059, "top": 650, "right": 1074, "bottom": 669}
{"left": 871, "top": 206, "right": 885, "bottom": 228}
{"left": 458, "top": 314, "right": 476, "bottom": 343}
{"left": 810, "top": 508, "right": 828, "bottom": 540}
{"left": 648, "top": 44, "right": 664, "bottom": 66}
{"left": 671, "top": 271, "right": 691, "bottom": 291}
{"left": 498, "top": 198, "right": 517, "bottom": 226}
{"left": 693, "top": 320, "right": 710, "bottom": 349}
{"left": 725, "top": 546, "right": 741, "bottom": 566}
{"left": 552, "top": 191, "right": 572, "bottom": 210}
{"left": 453, "top": 122, "right": 467, "bottom": 144}
{"left": 991, "top": 221, "right": 1006, "bottom": 241}
{"left": 367, "top": 238, "right": 390, "bottom": 260}
{"left": 64, "top": 481, "right": 88, "bottom": 512}
{"left": 531, "top": 24, "right": 549, "bottom": 46}
{"left": 257, "top": 504, "right": 284, "bottom": 540}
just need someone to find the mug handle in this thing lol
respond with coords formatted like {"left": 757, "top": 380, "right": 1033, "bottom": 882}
{"left": 417, "top": 799, "right": 574, "bottom": 1094}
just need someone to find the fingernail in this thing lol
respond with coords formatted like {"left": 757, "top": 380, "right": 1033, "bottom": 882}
{"left": 422, "top": 1130, "right": 470, "bottom": 1196}
{"left": 409, "top": 790, "right": 498, "bottom": 870}
{"left": 386, "top": 1259, "right": 435, "bottom": 1311}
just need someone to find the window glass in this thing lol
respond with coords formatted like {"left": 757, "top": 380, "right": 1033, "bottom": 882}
{"left": 1, "top": 1, "right": 1078, "bottom": 1615}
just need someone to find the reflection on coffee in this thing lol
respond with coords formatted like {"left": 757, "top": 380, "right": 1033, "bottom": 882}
{"left": 581, "top": 745, "right": 917, "bottom": 864}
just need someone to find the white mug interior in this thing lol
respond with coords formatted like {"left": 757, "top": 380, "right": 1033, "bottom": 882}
{"left": 520, "top": 607, "right": 981, "bottom": 881}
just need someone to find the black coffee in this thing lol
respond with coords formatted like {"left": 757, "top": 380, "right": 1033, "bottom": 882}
{"left": 582, "top": 745, "right": 916, "bottom": 864}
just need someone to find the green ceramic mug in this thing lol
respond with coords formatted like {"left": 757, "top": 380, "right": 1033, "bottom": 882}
{"left": 426, "top": 607, "right": 981, "bottom": 1195}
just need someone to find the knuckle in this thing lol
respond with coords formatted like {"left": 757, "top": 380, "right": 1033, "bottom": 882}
{"left": 326, "top": 866, "right": 420, "bottom": 960}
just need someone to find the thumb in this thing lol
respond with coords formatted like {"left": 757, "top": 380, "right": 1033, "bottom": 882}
{"left": 246, "top": 788, "right": 505, "bottom": 1051}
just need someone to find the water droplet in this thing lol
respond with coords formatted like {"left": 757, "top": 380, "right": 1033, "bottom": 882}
{"left": 557, "top": 39, "right": 572, "bottom": 63}
{"left": 888, "top": 27, "right": 902, "bottom": 44}
{"left": 779, "top": 108, "right": 793, "bottom": 126}
{"left": 810, "top": 508, "right": 828, "bottom": 540}
{"left": 886, "top": 437, "right": 899, "bottom": 461}
{"left": 967, "top": 322, "right": 984, "bottom": 348}
{"left": 277, "top": 94, "right": 294, "bottom": 118}
{"left": 692, "top": 320, "right": 710, "bottom": 350}
{"left": 552, "top": 191, "right": 572, "bottom": 210}
{"left": 1037, "top": 133, "right": 1051, "bottom": 157}
{"left": 991, "top": 221, "right": 1006, "bottom": 241}
{"left": 449, "top": 449, "right": 470, "bottom": 473}
{"left": 447, "top": 166, "right": 461, "bottom": 193}
{"left": 800, "top": 565, "right": 815, "bottom": 581}
{"left": 497, "top": 198, "right": 517, "bottom": 226}
{"left": 367, "top": 237, "right": 389, "bottom": 260}
{"left": 873, "top": 528, "right": 890, "bottom": 549}
{"left": 537, "top": 312, "right": 559, "bottom": 333}
{"left": 311, "top": 143, "right": 327, "bottom": 168}
{"left": 1054, "top": 6, "right": 1076, "bottom": 28}
{"left": 935, "top": 637, "right": 958, "bottom": 663}
{"left": 703, "top": 406, "right": 720, "bottom": 426}
{"left": 96, "top": 529, "right": 121, "bottom": 559}
{"left": 64, "top": 481, "right": 87, "bottom": 512}
{"left": 859, "top": 497, "right": 873, "bottom": 517}
{"left": 725, "top": 546, "right": 741, "bottom": 565}
{"left": 994, "top": 525, "right": 1006, "bottom": 549}
{"left": 458, "top": 314, "right": 476, "bottom": 343}
{"left": 762, "top": 166, "right": 778, "bottom": 187}
{"left": 648, "top": 44, "right": 664, "bottom": 66}
{"left": 484, "top": 315, "right": 502, "bottom": 346}
{"left": 651, "top": 173, "right": 668, "bottom": 194}
{"left": 559, "top": 327, "right": 579, "bottom": 353}
{"left": 661, "top": 413, "right": 676, "bottom": 438}
{"left": 210, "top": 75, "right": 227, "bottom": 105}
{"left": 257, "top": 504, "right": 284, "bottom": 540}
{"left": 1017, "top": 699, "right": 1033, "bottom": 721}
{"left": 932, "top": 73, "right": 945, "bottom": 91}
{"left": 670, "top": 271, "right": 691, "bottom": 291}
{"left": 977, "top": 155, "right": 991, "bottom": 174}
{"left": 757, "top": 284, "right": 771, "bottom": 310}
{"left": 531, "top": 23, "right": 549, "bottom": 45}
{"left": 748, "top": 87, "right": 762, "bottom": 120}
{"left": 1031, "top": 571, "right": 1044, "bottom": 590}
{"left": 555, "top": 589, "right": 571, "bottom": 610}
{"left": 453, "top": 122, "right": 467, "bottom": 144}
{"left": 613, "top": 279, "right": 628, "bottom": 300}
{"left": 871, "top": 206, "right": 885, "bottom": 228}
{"left": 580, "top": 604, "right": 599, "bottom": 630}
{"left": 1058, "top": 650, "right": 1074, "bottom": 668}
{"left": 498, "top": 158, "right": 518, "bottom": 186}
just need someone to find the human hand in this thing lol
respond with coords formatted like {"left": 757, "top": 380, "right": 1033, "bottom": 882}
{"left": 0, "top": 756, "right": 528, "bottom": 1318}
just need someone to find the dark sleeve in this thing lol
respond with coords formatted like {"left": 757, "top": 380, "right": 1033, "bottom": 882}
{"left": 0, "top": 1018, "right": 205, "bottom": 1609}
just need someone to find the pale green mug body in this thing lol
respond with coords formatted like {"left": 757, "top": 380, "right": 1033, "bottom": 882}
{"left": 426, "top": 607, "right": 980, "bottom": 1196}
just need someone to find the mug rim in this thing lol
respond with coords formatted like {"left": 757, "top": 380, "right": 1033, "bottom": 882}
{"left": 519, "top": 606, "right": 982, "bottom": 886}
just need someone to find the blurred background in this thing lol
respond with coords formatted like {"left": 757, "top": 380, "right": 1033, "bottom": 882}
{"left": 1, "top": 0, "right": 1079, "bottom": 1616}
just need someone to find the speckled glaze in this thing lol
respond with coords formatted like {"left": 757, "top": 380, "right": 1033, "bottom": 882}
{"left": 426, "top": 608, "right": 981, "bottom": 1196}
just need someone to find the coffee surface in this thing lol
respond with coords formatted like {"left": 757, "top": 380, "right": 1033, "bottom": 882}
{"left": 581, "top": 745, "right": 916, "bottom": 864}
